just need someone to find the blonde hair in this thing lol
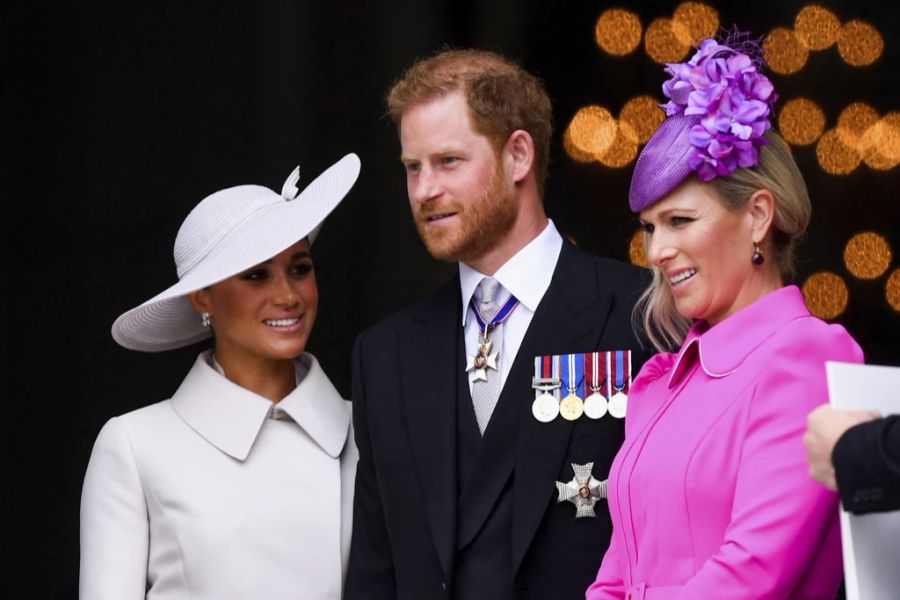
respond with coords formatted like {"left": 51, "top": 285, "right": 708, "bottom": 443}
{"left": 636, "top": 131, "right": 812, "bottom": 352}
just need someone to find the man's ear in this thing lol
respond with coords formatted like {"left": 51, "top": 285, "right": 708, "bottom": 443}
{"left": 504, "top": 129, "right": 535, "bottom": 184}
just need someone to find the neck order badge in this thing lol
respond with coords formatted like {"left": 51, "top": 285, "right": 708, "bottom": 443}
{"left": 466, "top": 294, "right": 519, "bottom": 382}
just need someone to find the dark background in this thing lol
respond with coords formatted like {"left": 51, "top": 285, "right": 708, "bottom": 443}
{"left": 4, "top": 1, "right": 898, "bottom": 597}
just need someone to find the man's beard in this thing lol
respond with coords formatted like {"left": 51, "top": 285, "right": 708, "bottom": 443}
{"left": 413, "top": 167, "right": 518, "bottom": 264}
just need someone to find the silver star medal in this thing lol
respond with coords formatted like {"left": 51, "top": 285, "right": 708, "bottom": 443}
{"left": 556, "top": 462, "right": 607, "bottom": 519}
{"left": 466, "top": 339, "right": 499, "bottom": 382}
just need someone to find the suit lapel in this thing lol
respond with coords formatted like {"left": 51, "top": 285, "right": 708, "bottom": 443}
{"left": 511, "top": 243, "right": 613, "bottom": 573}
{"left": 400, "top": 278, "right": 460, "bottom": 579}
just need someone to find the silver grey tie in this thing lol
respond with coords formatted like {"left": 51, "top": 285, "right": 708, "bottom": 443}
{"left": 471, "top": 277, "right": 504, "bottom": 434}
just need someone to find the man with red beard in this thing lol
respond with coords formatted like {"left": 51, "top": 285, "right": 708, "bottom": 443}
{"left": 346, "top": 49, "right": 646, "bottom": 600}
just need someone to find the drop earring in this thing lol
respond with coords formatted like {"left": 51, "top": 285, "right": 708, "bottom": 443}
{"left": 201, "top": 312, "right": 211, "bottom": 328}
{"left": 751, "top": 242, "right": 764, "bottom": 266}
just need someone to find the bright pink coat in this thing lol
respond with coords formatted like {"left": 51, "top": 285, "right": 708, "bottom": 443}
{"left": 587, "top": 286, "right": 864, "bottom": 600}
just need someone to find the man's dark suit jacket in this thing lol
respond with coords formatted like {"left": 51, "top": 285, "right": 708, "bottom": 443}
{"left": 346, "top": 242, "right": 648, "bottom": 599}
{"left": 834, "top": 414, "right": 900, "bottom": 514}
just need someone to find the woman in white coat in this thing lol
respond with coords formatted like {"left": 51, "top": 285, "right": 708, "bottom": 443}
{"left": 80, "top": 154, "right": 361, "bottom": 600}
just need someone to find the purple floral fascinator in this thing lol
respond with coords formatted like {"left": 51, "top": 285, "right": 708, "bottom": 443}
{"left": 629, "top": 30, "right": 778, "bottom": 212}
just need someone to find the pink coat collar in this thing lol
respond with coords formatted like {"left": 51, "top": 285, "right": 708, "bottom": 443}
{"left": 669, "top": 285, "right": 812, "bottom": 388}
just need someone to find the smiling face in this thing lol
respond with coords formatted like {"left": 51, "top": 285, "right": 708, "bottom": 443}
{"left": 399, "top": 92, "right": 519, "bottom": 265}
{"left": 189, "top": 239, "right": 318, "bottom": 368}
{"left": 640, "top": 178, "right": 772, "bottom": 326}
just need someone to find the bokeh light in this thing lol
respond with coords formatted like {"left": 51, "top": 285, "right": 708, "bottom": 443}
{"left": 886, "top": 269, "right": 900, "bottom": 312}
{"left": 619, "top": 96, "right": 665, "bottom": 145}
{"left": 794, "top": 5, "right": 841, "bottom": 50}
{"left": 645, "top": 18, "right": 690, "bottom": 63}
{"left": 563, "top": 129, "right": 594, "bottom": 163}
{"left": 837, "top": 102, "right": 880, "bottom": 148}
{"left": 778, "top": 98, "right": 825, "bottom": 146}
{"left": 862, "top": 113, "right": 900, "bottom": 170}
{"left": 629, "top": 229, "right": 649, "bottom": 267}
{"left": 838, "top": 20, "right": 884, "bottom": 66}
{"left": 816, "top": 129, "right": 861, "bottom": 175}
{"left": 802, "top": 271, "right": 849, "bottom": 320}
{"left": 672, "top": 2, "right": 719, "bottom": 46}
{"left": 597, "top": 127, "right": 639, "bottom": 168}
{"left": 764, "top": 27, "right": 809, "bottom": 74}
{"left": 844, "top": 232, "right": 893, "bottom": 280}
{"left": 564, "top": 106, "right": 617, "bottom": 162}
{"left": 595, "top": 9, "right": 643, "bottom": 56}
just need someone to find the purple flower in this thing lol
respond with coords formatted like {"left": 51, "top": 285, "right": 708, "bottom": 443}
{"left": 688, "top": 151, "right": 718, "bottom": 181}
{"left": 663, "top": 79, "right": 693, "bottom": 105}
{"left": 657, "top": 35, "right": 777, "bottom": 180}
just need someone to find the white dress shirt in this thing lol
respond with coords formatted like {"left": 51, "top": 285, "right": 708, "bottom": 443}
{"left": 459, "top": 219, "right": 563, "bottom": 396}
{"left": 80, "top": 351, "right": 357, "bottom": 600}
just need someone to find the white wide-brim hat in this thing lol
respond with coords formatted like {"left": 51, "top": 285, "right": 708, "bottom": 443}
{"left": 112, "top": 153, "right": 361, "bottom": 352}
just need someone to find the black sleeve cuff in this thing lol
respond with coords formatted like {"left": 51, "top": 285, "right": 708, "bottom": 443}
{"left": 833, "top": 415, "right": 900, "bottom": 515}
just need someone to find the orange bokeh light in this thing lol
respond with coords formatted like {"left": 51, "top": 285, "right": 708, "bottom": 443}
{"left": 885, "top": 269, "right": 900, "bottom": 312}
{"left": 645, "top": 18, "right": 690, "bottom": 63}
{"left": 672, "top": 2, "right": 719, "bottom": 46}
{"left": 844, "top": 232, "right": 893, "bottom": 280}
{"left": 838, "top": 20, "right": 884, "bottom": 66}
{"left": 802, "top": 272, "right": 849, "bottom": 320}
{"left": 595, "top": 9, "right": 643, "bottom": 56}
{"left": 564, "top": 106, "right": 617, "bottom": 162}
{"left": 816, "top": 129, "right": 861, "bottom": 175}
{"left": 837, "top": 102, "right": 880, "bottom": 148}
{"left": 597, "top": 127, "right": 639, "bottom": 168}
{"left": 629, "top": 229, "right": 649, "bottom": 267}
{"left": 794, "top": 5, "right": 841, "bottom": 50}
{"left": 764, "top": 27, "right": 809, "bottom": 74}
{"left": 779, "top": 98, "right": 825, "bottom": 146}
{"left": 619, "top": 96, "right": 665, "bottom": 145}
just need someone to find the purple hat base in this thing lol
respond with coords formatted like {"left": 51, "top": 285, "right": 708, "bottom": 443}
{"left": 628, "top": 113, "right": 702, "bottom": 213}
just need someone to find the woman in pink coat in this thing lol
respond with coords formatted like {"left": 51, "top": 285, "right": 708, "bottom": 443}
{"left": 587, "top": 34, "right": 863, "bottom": 599}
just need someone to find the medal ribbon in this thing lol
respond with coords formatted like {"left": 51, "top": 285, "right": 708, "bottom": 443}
{"left": 615, "top": 350, "right": 625, "bottom": 392}
{"left": 585, "top": 352, "right": 607, "bottom": 394}
{"left": 561, "top": 353, "right": 585, "bottom": 397}
{"left": 625, "top": 351, "right": 632, "bottom": 392}
{"left": 533, "top": 354, "right": 561, "bottom": 398}
{"left": 605, "top": 352, "right": 613, "bottom": 399}
{"left": 470, "top": 294, "right": 519, "bottom": 337}
{"left": 552, "top": 355, "right": 560, "bottom": 397}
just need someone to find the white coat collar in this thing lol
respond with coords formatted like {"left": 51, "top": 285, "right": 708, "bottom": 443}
{"left": 171, "top": 351, "right": 351, "bottom": 461}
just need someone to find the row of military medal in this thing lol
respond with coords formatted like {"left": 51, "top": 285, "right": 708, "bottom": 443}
{"left": 531, "top": 350, "right": 632, "bottom": 423}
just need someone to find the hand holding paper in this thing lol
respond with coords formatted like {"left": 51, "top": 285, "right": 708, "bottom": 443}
{"left": 804, "top": 404, "right": 880, "bottom": 490}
